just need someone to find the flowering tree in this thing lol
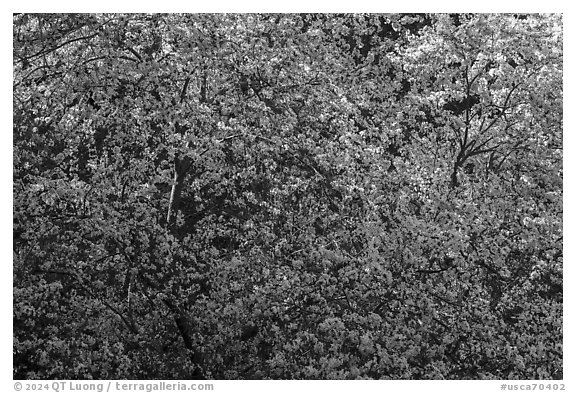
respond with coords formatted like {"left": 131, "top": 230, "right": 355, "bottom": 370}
{"left": 13, "top": 13, "right": 562, "bottom": 379}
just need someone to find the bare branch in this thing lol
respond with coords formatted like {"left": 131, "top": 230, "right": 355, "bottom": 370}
{"left": 125, "top": 46, "right": 143, "bottom": 62}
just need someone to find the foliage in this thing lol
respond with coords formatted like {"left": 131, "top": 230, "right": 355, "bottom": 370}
{"left": 13, "top": 13, "right": 562, "bottom": 379}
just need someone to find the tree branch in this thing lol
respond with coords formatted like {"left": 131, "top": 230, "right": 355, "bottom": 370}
{"left": 34, "top": 267, "right": 139, "bottom": 335}
{"left": 125, "top": 46, "right": 143, "bottom": 62}
{"left": 180, "top": 77, "right": 190, "bottom": 104}
{"left": 22, "top": 32, "right": 99, "bottom": 62}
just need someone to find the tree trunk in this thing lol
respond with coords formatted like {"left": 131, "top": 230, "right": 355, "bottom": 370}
{"left": 166, "top": 155, "right": 193, "bottom": 226}
{"left": 163, "top": 155, "right": 205, "bottom": 378}
{"left": 163, "top": 299, "right": 206, "bottom": 379}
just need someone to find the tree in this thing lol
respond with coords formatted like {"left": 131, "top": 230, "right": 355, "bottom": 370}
{"left": 13, "top": 13, "right": 562, "bottom": 379}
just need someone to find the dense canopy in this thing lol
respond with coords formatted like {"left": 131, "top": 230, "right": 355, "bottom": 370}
{"left": 13, "top": 13, "right": 562, "bottom": 379}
